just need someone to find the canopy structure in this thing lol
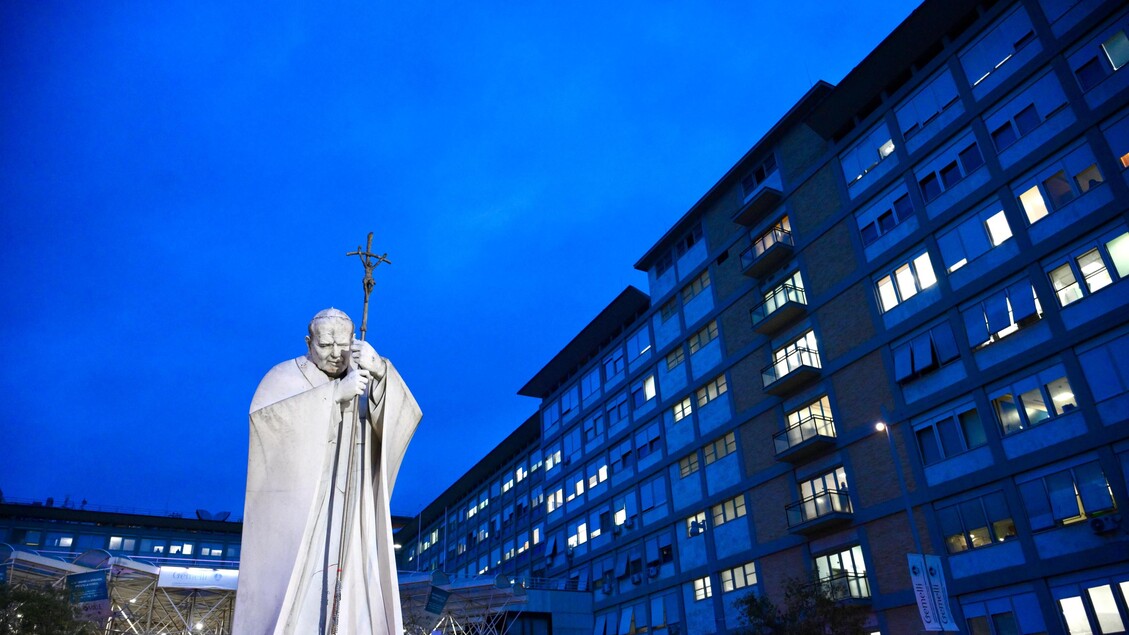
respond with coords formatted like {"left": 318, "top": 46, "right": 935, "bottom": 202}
{"left": 398, "top": 571, "right": 531, "bottom": 635}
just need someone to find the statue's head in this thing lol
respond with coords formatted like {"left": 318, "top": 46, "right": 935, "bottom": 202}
{"left": 306, "top": 308, "right": 355, "bottom": 378}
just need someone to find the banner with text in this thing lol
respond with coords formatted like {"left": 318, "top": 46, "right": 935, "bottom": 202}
{"left": 157, "top": 566, "right": 239, "bottom": 590}
{"left": 908, "top": 553, "right": 958, "bottom": 632}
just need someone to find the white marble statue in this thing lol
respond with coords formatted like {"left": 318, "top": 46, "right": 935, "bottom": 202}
{"left": 234, "top": 308, "right": 421, "bottom": 635}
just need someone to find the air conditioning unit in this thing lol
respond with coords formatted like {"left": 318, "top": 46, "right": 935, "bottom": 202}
{"left": 631, "top": 572, "right": 642, "bottom": 584}
{"left": 1091, "top": 515, "right": 1122, "bottom": 534}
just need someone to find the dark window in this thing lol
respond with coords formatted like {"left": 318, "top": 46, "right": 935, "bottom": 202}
{"left": 992, "top": 123, "right": 1018, "bottom": 151}
{"left": 920, "top": 173, "right": 942, "bottom": 202}
{"left": 959, "top": 143, "right": 984, "bottom": 173}
{"left": 893, "top": 194, "right": 914, "bottom": 221}
{"left": 1013, "top": 104, "right": 1040, "bottom": 135}
{"left": 1075, "top": 57, "right": 1106, "bottom": 91}
{"left": 941, "top": 161, "right": 963, "bottom": 189}
{"left": 1043, "top": 170, "right": 1075, "bottom": 209}
{"left": 877, "top": 211, "right": 897, "bottom": 233}
{"left": 860, "top": 222, "right": 879, "bottom": 246}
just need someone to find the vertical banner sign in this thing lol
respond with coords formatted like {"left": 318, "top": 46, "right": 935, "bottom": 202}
{"left": 908, "top": 553, "right": 942, "bottom": 631}
{"left": 924, "top": 554, "right": 958, "bottom": 631}
{"left": 67, "top": 570, "right": 111, "bottom": 623}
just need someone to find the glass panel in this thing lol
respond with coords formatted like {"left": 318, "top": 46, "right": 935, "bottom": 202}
{"left": 1086, "top": 584, "right": 1125, "bottom": 633}
{"left": 1050, "top": 263, "right": 1083, "bottom": 306}
{"left": 1075, "top": 164, "right": 1104, "bottom": 193}
{"left": 985, "top": 210, "right": 1012, "bottom": 246}
{"left": 877, "top": 276, "right": 899, "bottom": 311}
{"left": 1014, "top": 104, "right": 1041, "bottom": 135}
{"left": 1046, "top": 471, "right": 1082, "bottom": 521}
{"left": 937, "top": 418, "right": 965, "bottom": 456}
{"left": 1046, "top": 376, "right": 1076, "bottom": 414}
{"left": 1018, "top": 387, "right": 1050, "bottom": 426}
{"left": 1074, "top": 462, "right": 1114, "bottom": 515}
{"left": 993, "top": 123, "right": 1018, "bottom": 150}
{"left": 960, "top": 144, "right": 985, "bottom": 173}
{"left": 1044, "top": 171, "right": 1076, "bottom": 209}
{"left": 915, "top": 252, "right": 937, "bottom": 289}
{"left": 960, "top": 409, "right": 987, "bottom": 448}
{"left": 991, "top": 612, "right": 1020, "bottom": 635}
{"left": 1107, "top": 233, "right": 1129, "bottom": 278}
{"left": 1018, "top": 185, "right": 1050, "bottom": 223}
{"left": 1018, "top": 480, "right": 1053, "bottom": 530}
{"left": 1058, "top": 595, "right": 1094, "bottom": 635}
{"left": 896, "top": 264, "right": 918, "bottom": 300}
{"left": 994, "top": 393, "right": 1023, "bottom": 434}
{"left": 1077, "top": 248, "right": 1112, "bottom": 292}
{"left": 960, "top": 499, "right": 991, "bottom": 548}
{"left": 917, "top": 427, "right": 942, "bottom": 465}
{"left": 1103, "top": 30, "right": 1129, "bottom": 70}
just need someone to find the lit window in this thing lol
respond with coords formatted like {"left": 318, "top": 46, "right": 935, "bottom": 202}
{"left": 665, "top": 347, "right": 685, "bottom": 371}
{"left": 875, "top": 250, "right": 938, "bottom": 311}
{"left": 660, "top": 298, "right": 678, "bottom": 322}
{"left": 1015, "top": 145, "right": 1105, "bottom": 224}
{"left": 813, "top": 545, "right": 869, "bottom": 600}
{"left": 685, "top": 511, "right": 707, "bottom": 537}
{"left": 693, "top": 576, "right": 713, "bottom": 601}
{"left": 1045, "top": 230, "right": 1127, "bottom": 306}
{"left": 688, "top": 320, "right": 719, "bottom": 354}
{"left": 671, "top": 396, "right": 693, "bottom": 423}
{"left": 703, "top": 432, "right": 737, "bottom": 465}
{"left": 678, "top": 452, "right": 699, "bottom": 478}
{"left": 711, "top": 495, "right": 747, "bottom": 527}
{"left": 840, "top": 122, "right": 896, "bottom": 187}
{"left": 1019, "top": 460, "right": 1116, "bottom": 530}
{"left": 936, "top": 491, "right": 1017, "bottom": 553}
{"left": 631, "top": 374, "right": 657, "bottom": 408}
{"left": 681, "top": 270, "right": 712, "bottom": 304}
{"left": 990, "top": 366, "right": 1077, "bottom": 435}
{"left": 721, "top": 562, "right": 757, "bottom": 593}
{"left": 694, "top": 374, "right": 728, "bottom": 408}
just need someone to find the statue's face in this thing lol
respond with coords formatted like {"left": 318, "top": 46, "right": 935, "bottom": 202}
{"left": 306, "top": 320, "right": 354, "bottom": 378}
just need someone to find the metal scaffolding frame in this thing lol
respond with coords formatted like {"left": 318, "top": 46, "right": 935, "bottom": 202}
{"left": 399, "top": 572, "right": 528, "bottom": 635}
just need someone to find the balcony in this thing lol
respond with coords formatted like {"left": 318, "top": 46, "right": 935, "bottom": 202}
{"left": 773, "top": 414, "right": 836, "bottom": 462}
{"left": 816, "top": 572, "right": 871, "bottom": 601}
{"left": 733, "top": 185, "right": 783, "bottom": 226}
{"left": 751, "top": 284, "right": 807, "bottom": 334}
{"left": 762, "top": 346, "right": 821, "bottom": 396}
{"left": 740, "top": 228, "right": 794, "bottom": 278}
{"left": 786, "top": 490, "right": 853, "bottom": 535}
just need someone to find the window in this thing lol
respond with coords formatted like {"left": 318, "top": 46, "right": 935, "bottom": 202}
{"left": 876, "top": 249, "right": 938, "bottom": 312}
{"left": 895, "top": 68, "right": 960, "bottom": 141}
{"left": 937, "top": 491, "right": 1017, "bottom": 554}
{"left": 711, "top": 494, "right": 747, "bottom": 527}
{"left": 671, "top": 396, "right": 693, "bottom": 423}
{"left": 603, "top": 349, "right": 626, "bottom": 380}
{"left": 814, "top": 545, "right": 869, "bottom": 599}
{"left": 665, "top": 347, "right": 685, "bottom": 371}
{"left": 582, "top": 367, "right": 601, "bottom": 399}
{"left": 635, "top": 421, "right": 662, "bottom": 460}
{"left": 681, "top": 270, "right": 711, "bottom": 304}
{"left": 740, "top": 153, "right": 778, "bottom": 200}
{"left": 857, "top": 188, "right": 915, "bottom": 247}
{"left": 937, "top": 202, "right": 1013, "bottom": 273}
{"left": 984, "top": 71, "right": 1068, "bottom": 152}
{"left": 567, "top": 519, "right": 588, "bottom": 548}
{"left": 584, "top": 412, "right": 606, "bottom": 444}
{"left": 1102, "top": 113, "right": 1129, "bottom": 169}
{"left": 767, "top": 331, "right": 821, "bottom": 384}
{"left": 962, "top": 279, "right": 1043, "bottom": 348}
{"left": 631, "top": 374, "right": 657, "bottom": 408}
{"left": 675, "top": 224, "right": 704, "bottom": 258}
{"left": 795, "top": 467, "right": 851, "bottom": 524}
{"left": 693, "top": 576, "right": 713, "bottom": 601}
{"left": 695, "top": 374, "right": 728, "bottom": 408}
{"left": 560, "top": 385, "right": 579, "bottom": 419}
{"left": 721, "top": 562, "right": 758, "bottom": 593}
{"left": 678, "top": 452, "right": 700, "bottom": 478}
{"left": 685, "top": 511, "right": 707, "bottom": 537}
{"left": 1046, "top": 229, "right": 1129, "bottom": 306}
{"left": 1054, "top": 578, "right": 1129, "bottom": 635}
{"left": 917, "top": 140, "right": 986, "bottom": 203}
{"left": 543, "top": 400, "right": 561, "bottom": 433}
{"left": 703, "top": 432, "right": 737, "bottom": 465}
{"left": 1072, "top": 27, "right": 1129, "bottom": 90}
{"left": 840, "top": 122, "right": 896, "bottom": 187}
{"left": 962, "top": 591, "right": 1046, "bottom": 635}
{"left": 640, "top": 474, "right": 668, "bottom": 511}
{"left": 688, "top": 320, "right": 719, "bottom": 354}
{"left": 547, "top": 488, "right": 563, "bottom": 514}
{"left": 892, "top": 321, "right": 960, "bottom": 383}
{"left": 605, "top": 391, "right": 628, "bottom": 429}
{"left": 960, "top": 7, "right": 1036, "bottom": 88}
{"left": 627, "top": 326, "right": 652, "bottom": 361}
{"left": 914, "top": 404, "right": 986, "bottom": 465}
{"left": 1015, "top": 144, "right": 1105, "bottom": 224}
{"left": 990, "top": 365, "right": 1077, "bottom": 435}
{"left": 1018, "top": 460, "right": 1117, "bottom": 530}
{"left": 660, "top": 298, "right": 678, "bottom": 322}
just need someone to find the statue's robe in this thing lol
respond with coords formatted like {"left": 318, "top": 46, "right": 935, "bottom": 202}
{"left": 233, "top": 355, "right": 421, "bottom": 635}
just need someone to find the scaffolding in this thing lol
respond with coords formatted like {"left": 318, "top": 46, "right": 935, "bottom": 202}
{"left": 399, "top": 572, "right": 529, "bottom": 635}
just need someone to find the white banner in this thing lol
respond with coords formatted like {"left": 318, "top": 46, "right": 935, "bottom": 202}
{"left": 157, "top": 566, "right": 239, "bottom": 590}
{"left": 923, "top": 554, "right": 958, "bottom": 631}
{"left": 908, "top": 553, "right": 942, "bottom": 631}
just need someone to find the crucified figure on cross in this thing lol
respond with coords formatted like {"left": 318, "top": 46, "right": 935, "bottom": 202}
{"left": 346, "top": 232, "right": 392, "bottom": 343}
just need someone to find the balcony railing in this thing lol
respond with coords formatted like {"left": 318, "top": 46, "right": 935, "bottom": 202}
{"left": 773, "top": 413, "right": 836, "bottom": 460}
{"left": 751, "top": 284, "right": 807, "bottom": 333}
{"left": 786, "top": 489, "right": 852, "bottom": 531}
{"left": 762, "top": 346, "right": 821, "bottom": 395}
{"left": 740, "top": 228, "right": 794, "bottom": 277}
{"left": 817, "top": 572, "right": 871, "bottom": 600}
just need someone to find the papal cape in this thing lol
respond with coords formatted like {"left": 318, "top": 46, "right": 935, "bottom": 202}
{"left": 233, "top": 355, "right": 421, "bottom": 635}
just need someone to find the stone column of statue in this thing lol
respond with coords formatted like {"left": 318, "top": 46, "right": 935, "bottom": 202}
{"left": 233, "top": 308, "right": 422, "bottom": 635}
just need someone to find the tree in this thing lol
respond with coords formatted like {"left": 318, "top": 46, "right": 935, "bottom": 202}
{"left": 0, "top": 584, "right": 99, "bottom": 635}
{"left": 735, "top": 577, "right": 871, "bottom": 635}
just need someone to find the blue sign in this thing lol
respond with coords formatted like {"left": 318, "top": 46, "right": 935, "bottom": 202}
{"left": 424, "top": 586, "right": 450, "bottom": 615}
{"left": 68, "top": 571, "right": 108, "bottom": 603}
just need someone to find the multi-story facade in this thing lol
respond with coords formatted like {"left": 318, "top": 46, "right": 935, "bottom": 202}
{"left": 398, "top": 0, "right": 1129, "bottom": 632}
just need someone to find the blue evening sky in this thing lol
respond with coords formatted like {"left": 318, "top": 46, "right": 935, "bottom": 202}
{"left": 0, "top": 1, "right": 919, "bottom": 517}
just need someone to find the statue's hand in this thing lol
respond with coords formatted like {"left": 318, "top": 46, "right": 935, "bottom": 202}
{"left": 351, "top": 340, "right": 387, "bottom": 380}
{"left": 334, "top": 367, "right": 372, "bottom": 404}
